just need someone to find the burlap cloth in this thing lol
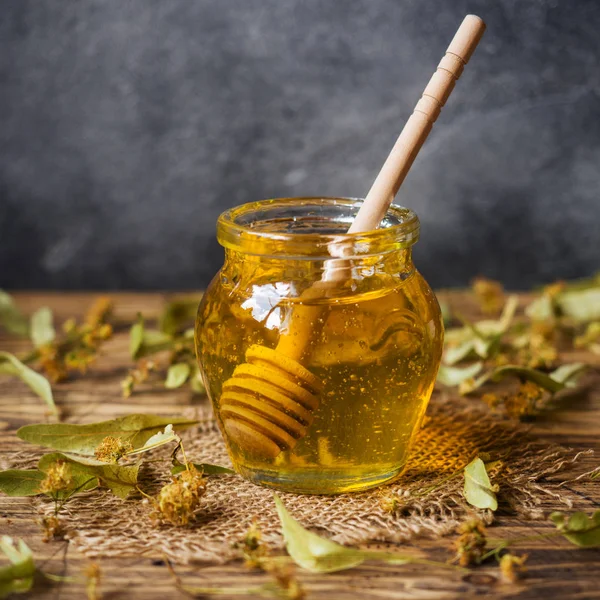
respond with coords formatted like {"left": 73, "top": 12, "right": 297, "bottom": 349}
{"left": 6, "top": 395, "right": 591, "bottom": 564}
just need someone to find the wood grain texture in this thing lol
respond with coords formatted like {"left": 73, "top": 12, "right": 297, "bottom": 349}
{"left": 1, "top": 292, "right": 599, "bottom": 600}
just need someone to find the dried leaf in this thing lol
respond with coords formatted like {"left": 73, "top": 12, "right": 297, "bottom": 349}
{"left": 550, "top": 511, "right": 600, "bottom": 547}
{"left": 129, "top": 315, "right": 173, "bottom": 360}
{"left": 525, "top": 294, "right": 555, "bottom": 321}
{"left": 444, "top": 296, "right": 518, "bottom": 364}
{"left": 0, "top": 291, "right": 29, "bottom": 337}
{"left": 438, "top": 301, "right": 452, "bottom": 326}
{"left": 30, "top": 307, "right": 55, "bottom": 348}
{"left": 17, "top": 414, "right": 197, "bottom": 456}
{"left": 558, "top": 288, "right": 600, "bottom": 323}
{"left": 0, "top": 470, "right": 46, "bottom": 497}
{"left": 274, "top": 495, "right": 415, "bottom": 573}
{"left": 444, "top": 340, "right": 476, "bottom": 365}
{"left": 0, "top": 352, "right": 57, "bottom": 417}
{"left": 189, "top": 366, "right": 206, "bottom": 394}
{"left": 275, "top": 495, "right": 367, "bottom": 572}
{"left": 126, "top": 424, "right": 180, "bottom": 456}
{"left": 38, "top": 453, "right": 137, "bottom": 499}
{"left": 129, "top": 315, "right": 145, "bottom": 359}
{"left": 0, "top": 537, "right": 35, "bottom": 598}
{"left": 463, "top": 457, "right": 498, "bottom": 511}
{"left": 437, "top": 363, "right": 483, "bottom": 387}
{"left": 165, "top": 363, "right": 190, "bottom": 389}
{"left": 460, "top": 363, "right": 586, "bottom": 396}
{"left": 160, "top": 296, "right": 202, "bottom": 336}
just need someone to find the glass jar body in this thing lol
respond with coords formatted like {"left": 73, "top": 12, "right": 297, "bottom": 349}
{"left": 195, "top": 199, "right": 443, "bottom": 494}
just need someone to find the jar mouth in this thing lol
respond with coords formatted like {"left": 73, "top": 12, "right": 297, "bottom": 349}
{"left": 217, "top": 197, "right": 420, "bottom": 259}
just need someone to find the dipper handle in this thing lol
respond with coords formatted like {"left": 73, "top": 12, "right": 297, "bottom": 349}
{"left": 349, "top": 15, "right": 486, "bottom": 233}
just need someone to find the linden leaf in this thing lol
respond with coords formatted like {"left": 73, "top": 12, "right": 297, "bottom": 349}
{"left": 0, "top": 352, "right": 57, "bottom": 417}
{"left": 439, "top": 301, "right": 452, "bottom": 326}
{"left": 550, "top": 510, "right": 600, "bottom": 547}
{"left": 129, "top": 315, "right": 145, "bottom": 359}
{"left": 0, "top": 537, "right": 35, "bottom": 598}
{"left": 464, "top": 457, "right": 498, "bottom": 511}
{"left": 459, "top": 363, "right": 586, "bottom": 396}
{"left": 525, "top": 294, "right": 556, "bottom": 321}
{"left": 437, "top": 363, "right": 483, "bottom": 387}
{"left": 444, "top": 296, "right": 518, "bottom": 364}
{"left": 274, "top": 495, "right": 416, "bottom": 573}
{"left": 274, "top": 495, "right": 366, "bottom": 572}
{"left": 549, "top": 363, "right": 587, "bottom": 387}
{"left": 17, "top": 414, "right": 198, "bottom": 456}
{"left": 126, "top": 424, "right": 180, "bottom": 456}
{"left": 160, "top": 296, "right": 202, "bottom": 335}
{"left": 29, "top": 307, "right": 55, "bottom": 348}
{"left": 165, "top": 363, "right": 190, "bottom": 389}
{"left": 38, "top": 453, "right": 138, "bottom": 499}
{"left": 558, "top": 288, "right": 600, "bottom": 323}
{"left": 189, "top": 366, "right": 206, "bottom": 394}
{"left": 0, "top": 470, "right": 46, "bottom": 497}
{"left": 444, "top": 340, "right": 476, "bottom": 365}
{"left": 130, "top": 315, "right": 173, "bottom": 360}
{"left": 0, "top": 291, "right": 29, "bottom": 337}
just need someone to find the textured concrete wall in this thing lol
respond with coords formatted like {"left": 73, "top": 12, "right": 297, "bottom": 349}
{"left": 1, "top": 0, "right": 599, "bottom": 290}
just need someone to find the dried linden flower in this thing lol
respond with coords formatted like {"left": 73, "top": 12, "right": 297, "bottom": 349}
{"left": 379, "top": 492, "right": 403, "bottom": 514}
{"left": 94, "top": 436, "right": 134, "bottom": 463}
{"left": 40, "top": 515, "right": 65, "bottom": 542}
{"left": 499, "top": 552, "right": 528, "bottom": 583}
{"left": 453, "top": 519, "right": 487, "bottom": 567}
{"left": 472, "top": 277, "right": 505, "bottom": 314}
{"left": 85, "top": 296, "right": 114, "bottom": 327}
{"left": 504, "top": 381, "right": 546, "bottom": 420}
{"left": 234, "top": 521, "right": 269, "bottom": 569}
{"left": 38, "top": 460, "right": 74, "bottom": 495}
{"left": 84, "top": 562, "right": 102, "bottom": 600}
{"left": 264, "top": 562, "right": 305, "bottom": 600}
{"left": 121, "top": 360, "right": 156, "bottom": 398}
{"left": 154, "top": 465, "right": 206, "bottom": 526}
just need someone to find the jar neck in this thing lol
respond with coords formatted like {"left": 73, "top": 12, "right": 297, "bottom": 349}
{"left": 222, "top": 247, "right": 415, "bottom": 300}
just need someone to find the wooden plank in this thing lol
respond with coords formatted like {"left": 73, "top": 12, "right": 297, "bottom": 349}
{"left": 1, "top": 292, "right": 599, "bottom": 599}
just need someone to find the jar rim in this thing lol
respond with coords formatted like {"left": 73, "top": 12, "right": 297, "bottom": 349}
{"left": 217, "top": 197, "right": 420, "bottom": 259}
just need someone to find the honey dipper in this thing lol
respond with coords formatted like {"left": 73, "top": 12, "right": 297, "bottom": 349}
{"left": 220, "top": 15, "right": 486, "bottom": 459}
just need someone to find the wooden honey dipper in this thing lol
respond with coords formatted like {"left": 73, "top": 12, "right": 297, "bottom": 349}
{"left": 220, "top": 15, "right": 486, "bottom": 459}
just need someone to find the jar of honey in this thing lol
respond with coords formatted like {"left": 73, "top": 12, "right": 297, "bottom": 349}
{"left": 195, "top": 197, "right": 444, "bottom": 494}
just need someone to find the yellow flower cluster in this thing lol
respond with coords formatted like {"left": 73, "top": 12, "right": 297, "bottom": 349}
{"left": 38, "top": 460, "right": 73, "bottom": 495}
{"left": 453, "top": 519, "right": 487, "bottom": 567}
{"left": 37, "top": 297, "right": 114, "bottom": 382}
{"left": 94, "top": 436, "right": 134, "bottom": 463}
{"left": 154, "top": 465, "right": 206, "bottom": 526}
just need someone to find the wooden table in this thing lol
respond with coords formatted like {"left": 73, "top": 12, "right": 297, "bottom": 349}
{"left": 1, "top": 292, "right": 599, "bottom": 600}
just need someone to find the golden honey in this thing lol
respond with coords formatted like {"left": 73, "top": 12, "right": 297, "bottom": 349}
{"left": 195, "top": 198, "right": 443, "bottom": 494}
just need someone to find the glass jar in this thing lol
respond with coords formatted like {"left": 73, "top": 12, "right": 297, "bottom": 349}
{"left": 195, "top": 198, "right": 443, "bottom": 494}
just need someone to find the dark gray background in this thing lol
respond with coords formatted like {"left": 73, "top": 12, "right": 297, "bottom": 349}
{"left": 1, "top": 0, "right": 598, "bottom": 290}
